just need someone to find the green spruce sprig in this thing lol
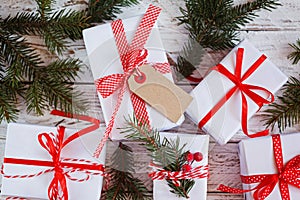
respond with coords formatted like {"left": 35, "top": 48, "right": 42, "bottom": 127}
{"left": 175, "top": 38, "right": 205, "bottom": 80}
{"left": 87, "top": 0, "right": 139, "bottom": 23}
{"left": 178, "top": 0, "right": 281, "bottom": 50}
{"left": 121, "top": 116, "right": 195, "bottom": 199}
{"left": 288, "top": 39, "right": 300, "bottom": 65}
{"left": 102, "top": 142, "right": 151, "bottom": 200}
{"left": 262, "top": 75, "right": 300, "bottom": 132}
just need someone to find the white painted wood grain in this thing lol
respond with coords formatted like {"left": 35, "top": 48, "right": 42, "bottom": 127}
{"left": 0, "top": 0, "right": 299, "bottom": 199}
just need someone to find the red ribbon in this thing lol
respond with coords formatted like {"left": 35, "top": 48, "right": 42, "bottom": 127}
{"left": 149, "top": 165, "right": 209, "bottom": 187}
{"left": 2, "top": 110, "right": 105, "bottom": 200}
{"left": 198, "top": 48, "right": 274, "bottom": 138}
{"left": 93, "top": 5, "right": 171, "bottom": 158}
{"left": 218, "top": 134, "right": 300, "bottom": 200}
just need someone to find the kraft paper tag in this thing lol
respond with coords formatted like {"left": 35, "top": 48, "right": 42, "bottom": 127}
{"left": 128, "top": 65, "right": 193, "bottom": 123}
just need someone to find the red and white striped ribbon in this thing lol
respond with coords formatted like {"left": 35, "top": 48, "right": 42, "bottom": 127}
{"left": 93, "top": 5, "right": 171, "bottom": 158}
{"left": 149, "top": 165, "right": 209, "bottom": 187}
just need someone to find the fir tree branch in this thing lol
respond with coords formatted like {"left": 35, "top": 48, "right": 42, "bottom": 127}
{"left": 175, "top": 38, "right": 205, "bottom": 80}
{"left": 178, "top": 0, "right": 281, "bottom": 50}
{"left": 288, "top": 39, "right": 300, "bottom": 65}
{"left": 36, "top": 0, "right": 53, "bottom": 18}
{"left": 87, "top": 0, "right": 139, "bottom": 23}
{"left": 262, "top": 75, "right": 300, "bottom": 132}
{"left": 0, "top": 83, "right": 19, "bottom": 122}
{"left": 102, "top": 142, "right": 151, "bottom": 200}
{"left": 0, "top": 30, "right": 42, "bottom": 81}
{"left": 121, "top": 116, "right": 195, "bottom": 199}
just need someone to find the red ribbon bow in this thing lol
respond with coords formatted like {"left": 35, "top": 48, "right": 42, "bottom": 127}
{"left": 218, "top": 134, "right": 300, "bottom": 200}
{"left": 198, "top": 48, "right": 274, "bottom": 138}
{"left": 93, "top": 5, "right": 171, "bottom": 158}
{"left": 2, "top": 110, "right": 105, "bottom": 200}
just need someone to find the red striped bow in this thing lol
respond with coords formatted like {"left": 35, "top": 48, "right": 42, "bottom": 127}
{"left": 2, "top": 110, "right": 105, "bottom": 200}
{"left": 93, "top": 5, "right": 171, "bottom": 158}
{"left": 198, "top": 48, "right": 274, "bottom": 138}
{"left": 218, "top": 135, "right": 300, "bottom": 200}
{"left": 149, "top": 165, "right": 209, "bottom": 187}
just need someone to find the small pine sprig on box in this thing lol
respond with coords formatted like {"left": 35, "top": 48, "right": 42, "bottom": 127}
{"left": 102, "top": 142, "right": 151, "bottom": 200}
{"left": 121, "top": 116, "right": 203, "bottom": 198}
{"left": 178, "top": 0, "right": 281, "bottom": 50}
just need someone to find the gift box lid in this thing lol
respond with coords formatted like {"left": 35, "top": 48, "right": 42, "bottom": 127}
{"left": 153, "top": 132, "right": 209, "bottom": 200}
{"left": 83, "top": 12, "right": 184, "bottom": 140}
{"left": 239, "top": 133, "right": 300, "bottom": 199}
{"left": 1, "top": 123, "right": 106, "bottom": 200}
{"left": 186, "top": 39, "right": 288, "bottom": 145}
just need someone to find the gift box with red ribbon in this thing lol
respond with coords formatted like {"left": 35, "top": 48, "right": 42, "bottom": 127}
{"left": 218, "top": 133, "right": 300, "bottom": 200}
{"left": 0, "top": 111, "right": 106, "bottom": 200}
{"left": 151, "top": 133, "right": 209, "bottom": 200}
{"left": 83, "top": 5, "right": 184, "bottom": 143}
{"left": 186, "top": 39, "right": 288, "bottom": 145}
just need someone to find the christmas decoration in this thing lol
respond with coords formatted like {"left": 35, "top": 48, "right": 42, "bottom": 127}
{"left": 178, "top": 0, "right": 281, "bottom": 50}
{"left": 83, "top": 5, "right": 184, "bottom": 155}
{"left": 288, "top": 39, "right": 300, "bottom": 65}
{"left": 1, "top": 110, "right": 106, "bottom": 200}
{"left": 102, "top": 142, "right": 151, "bottom": 200}
{"left": 263, "top": 75, "right": 300, "bottom": 132}
{"left": 219, "top": 134, "right": 300, "bottom": 200}
{"left": 0, "top": 0, "right": 140, "bottom": 123}
{"left": 174, "top": 0, "right": 281, "bottom": 81}
{"left": 87, "top": 0, "right": 138, "bottom": 23}
{"left": 186, "top": 40, "right": 287, "bottom": 144}
{"left": 121, "top": 117, "right": 209, "bottom": 199}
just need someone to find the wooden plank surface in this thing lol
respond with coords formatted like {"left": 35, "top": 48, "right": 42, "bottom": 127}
{"left": 0, "top": 0, "right": 300, "bottom": 199}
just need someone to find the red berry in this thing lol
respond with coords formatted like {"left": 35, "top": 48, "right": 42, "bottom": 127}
{"left": 193, "top": 152, "right": 203, "bottom": 162}
{"left": 185, "top": 152, "right": 194, "bottom": 162}
{"left": 182, "top": 164, "right": 192, "bottom": 172}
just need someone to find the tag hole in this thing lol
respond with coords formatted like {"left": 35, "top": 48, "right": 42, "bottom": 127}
{"left": 134, "top": 72, "right": 146, "bottom": 84}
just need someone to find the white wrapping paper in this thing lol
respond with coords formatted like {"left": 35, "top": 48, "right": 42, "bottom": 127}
{"left": 239, "top": 133, "right": 300, "bottom": 199}
{"left": 153, "top": 132, "right": 209, "bottom": 200}
{"left": 1, "top": 123, "right": 106, "bottom": 200}
{"left": 186, "top": 39, "right": 288, "bottom": 145}
{"left": 83, "top": 14, "right": 184, "bottom": 140}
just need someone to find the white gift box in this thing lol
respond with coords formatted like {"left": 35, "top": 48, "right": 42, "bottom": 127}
{"left": 153, "top": 133, "right": 209, "bottom": 200}
{"left": 239, "top": 133, "right": 300, "bottom": 199}
{"left": 186, "top": 39, "right": 288, "bottom": 145}
{"left": 83, "top": 14, "right": 184, "bottom": 140}
{"left": 1, "top": 123, "right": 106, "bottom": 200}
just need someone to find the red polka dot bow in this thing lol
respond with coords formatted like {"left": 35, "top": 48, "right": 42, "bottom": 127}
{"left": 93, "top": 5, "right": 171, "bottom": 158}
{"left": 2, "top": 110, "right": 105, "bottom": 200}
{"left": 198, "top": 48, "right": 274, "bottom": 138}
{"left": 218, "top": 135, "right": 300, "bottom": 200}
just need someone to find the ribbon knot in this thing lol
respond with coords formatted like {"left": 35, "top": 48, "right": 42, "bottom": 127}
{"left": 198, "top": 48, "right": 275, "bottom": 138}
{"left": 93, "top": 5, "right": 172, "bottom": 158}
{"left": 2, "top": 110, "right": 105, "bottom": 200}
{"left": 218, "top": 135, "right": 300, "bottom": 200}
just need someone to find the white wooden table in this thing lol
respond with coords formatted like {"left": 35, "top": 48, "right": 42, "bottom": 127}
{"left": 0, "top": 0, "right": 299, "bottom": 199}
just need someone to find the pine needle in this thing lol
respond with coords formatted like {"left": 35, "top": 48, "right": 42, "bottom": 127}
{"left": 288, "top": 39, "right": 300, "bottom": 65}
{"left": 262, "top": 75, "right": 300, "bottom": 132}
{"left": 178, "top": 0, "right": 281, "bottom": 50}
{"left": 102, "top": 142, "right": 151, "bottom": 200}
{"left": 120, "top": 116, "right": 195, "bottom": 199}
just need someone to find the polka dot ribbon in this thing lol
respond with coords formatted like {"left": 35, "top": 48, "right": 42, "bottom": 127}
{"left": 149, "top": 165, "right": 209, "bottom": 187}
{"left": 1, "top": 110, "right": 106, "bottom": 200}
{"left": 218, "top": 134, "right": 300, "bottom": 200}
{"left": 198, "top": 48, "right": 274, "bottom": 138}
{"left": 93, "top": 4, "right": 171, "bottom": 158}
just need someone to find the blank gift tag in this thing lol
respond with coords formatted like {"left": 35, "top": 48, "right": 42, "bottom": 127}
{"left": 128, "top": 65, "right": 193, "bottom": 123}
